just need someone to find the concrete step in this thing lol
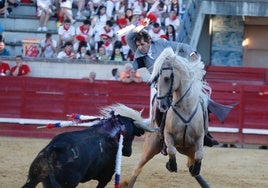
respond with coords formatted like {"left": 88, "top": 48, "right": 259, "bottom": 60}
{"left": 3, "top": 30, "right": 58, "bottom": 44}
{"left": 0, "top": 16, "right": 83, "bottom": 31}
{"left": 5, "top": 43, "right": 23, "bottom": 56}
{"left": 0, "top": 16, "right": 58, "bottom": 30}
{"left": 8, "top": 3, "right": 37, "bottom": 16}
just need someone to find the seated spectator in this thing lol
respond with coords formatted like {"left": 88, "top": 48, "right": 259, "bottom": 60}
{"left": 86, "top": 0, "right": 103, "bottom": 19}
{"left": 165, "top": 9, "right": 180, "bottom": 32}
{"left": 110, "top": 68, "right": 120, "bottom": 81}
{"left": 147, "top": 0, "right": 167, "bottom": 25}
{"left": 95, "top": 34, "right": 113, "bottom": 59}
{"left": 11, "top": 55, "right": 31, "bottom": 77}
{"left": 93, "top": 20, "right": 114, "bottom": 48}
{"left": 58, "top": 0, "right": 76, "bottom": 25}
{"left": 0, "top": 0, "right": 8, "bottom": 16}
{"left": 110, "top": 46, "right": 125, "bottom": 61}
{"left": 0, "top": 35, "right": 11, "bottom": 56}
{"left": 91, "top": 5, "right": 109, "bottom": 38}
{"left": 40, "top": 33, "right": 57, "bottom": 58}
{"left": 0, "top": 60, "right": 11, "bottom": 76}
{"left": 76, "top": 41, "right": 92, "bottom": 60}
{"left": 148, "top": 22, "right": 165, "bottom": 40}
{"left": 73, "top": 0, "right": 86, "bottom": 20}
{"left": 57, "top": 41, "right": 76, "bottom": 59}
{"left": 92, "top": 46, "right": 108, "bottom": 62}
{"left": 88, "top": 71, "right": 96, "bottom": 83}
{"left": 74, "top": 19, "right": 93, "bottom": 51}
{"left": 165, "top": 24, "right": 177, "bottom": 41}
{"left": 36, "top": 0, "right": 53, "bottom": 32}
{"left": 120, "top": 63, "right": 142, "bottom": 83}
{"left": 1, "top": 0, "right": 19, "bottom": 16}
{"left": 57, "top": 19, "right": 75, "bottom": 51}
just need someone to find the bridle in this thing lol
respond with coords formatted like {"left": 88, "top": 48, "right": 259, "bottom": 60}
{"left": 155, "top": 67, "right": 174, "bottom": 103}
{"left": 154, "top": 66, "right": 200, "bottom": 125}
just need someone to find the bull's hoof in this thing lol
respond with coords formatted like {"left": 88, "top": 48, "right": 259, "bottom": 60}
{"left": 189, "top": 162, "right": 201, "bottom": 177}
{"left": 166, "top": 158, "right": 177, "bottom": 172}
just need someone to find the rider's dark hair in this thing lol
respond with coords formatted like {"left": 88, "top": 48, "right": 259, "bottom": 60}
{"left": 134, "top": 30, "right": 151, "bottom": 43}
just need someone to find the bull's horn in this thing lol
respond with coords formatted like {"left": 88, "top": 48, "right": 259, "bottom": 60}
{"left": 134, "top": 121, "right": 158, "bottom": 132}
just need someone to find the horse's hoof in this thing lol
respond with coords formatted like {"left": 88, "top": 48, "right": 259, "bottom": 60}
{"left": 166, "top": 159, "right": 177, "bottom": 172}
{"left": 189, "top": 162, "right": 201, "bottom": 177}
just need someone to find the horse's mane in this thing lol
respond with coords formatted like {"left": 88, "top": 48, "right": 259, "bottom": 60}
{"left": 149, "top": 47, "right": 211, "bottom": 100}
{"left": 100, "top": 103, "right": 149, "bottom": 125}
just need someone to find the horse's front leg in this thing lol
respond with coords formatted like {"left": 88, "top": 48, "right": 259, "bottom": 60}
{"left": 165, "top": 132, "right": 177, "bottom": 172}
{"left": 124, "top": 132, "right": 161, "bottom": 188}
{"left": 189, "top": 135, "right": 204, "bottom": 177}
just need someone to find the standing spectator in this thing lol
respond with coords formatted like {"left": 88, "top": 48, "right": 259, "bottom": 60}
{"left": 148, "top": 22, "right": 165, "bottom": 40}
{"left": 119, "top": 62, "right": 142, "bottom": 83}
{"left": 57, "top": 41, "right": 76, "bottom": 59}
{"left": 0, "top": 35, "right": 11, "bottom": 56}
{"left": 0, "top": 60, "right": 10, "bottom": 76}
{"left": 57, "top": 19, "right": 75, "bottom": 51}
{"left": 11, "top": 55, "right": 31, "bottom": 77}
{"left": 36, "top": 0, "right": 53, "bottom": 32}
{"left": 110, "top": 68, "right": 120, "bottom": 80}
{"left": 165, "top": 24, "right": 177, "bottom": 41}
{"left": 88, "top": 71, "right": 96, "bottom": 82}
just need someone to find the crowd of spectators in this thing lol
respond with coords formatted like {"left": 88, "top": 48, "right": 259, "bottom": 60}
{"left": 1, "top": 0, "right": 185, "bottom": 61}
{"left": 0, "top": 0, "right": 185, "bottom": 82}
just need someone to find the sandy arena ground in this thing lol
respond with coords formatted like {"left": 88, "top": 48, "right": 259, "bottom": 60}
{"left": 0, "top": 136, "right": 267, "bottom": 188}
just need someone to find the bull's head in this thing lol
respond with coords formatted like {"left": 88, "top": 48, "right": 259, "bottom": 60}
{"left": 120, "top": 116, "right": 157, "bottom": 156}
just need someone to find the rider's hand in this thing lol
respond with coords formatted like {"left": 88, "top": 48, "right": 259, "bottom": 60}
{"left": 190, "top": 51, "right": 199, "bottom": 62}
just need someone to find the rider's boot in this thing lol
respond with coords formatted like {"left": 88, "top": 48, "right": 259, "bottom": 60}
{"left": 204, "top": 132, "right": 219, "bottom": 147}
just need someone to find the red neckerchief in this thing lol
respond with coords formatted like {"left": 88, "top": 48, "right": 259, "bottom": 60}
{"left": 64, "top": 49, "right": 71, "bottom": 56}
{"left": 104, "top": 41, "right": 111, "bottom": 46}
{"left": 63, "top": 25, "right": 69, "bottom": 31}
{"left": 80, "top": 25, "right": 89, "bottom": 34}
{"left": 171, "top": 16, "right": 177, "bottom": 21}
{"left": 153, "top": 29, "right": 160, "bottom": 34}
{"left": 104, "top": 26, "right": 110, "bottom": 33}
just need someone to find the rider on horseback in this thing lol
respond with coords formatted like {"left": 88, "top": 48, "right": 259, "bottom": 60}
{"left": 126, "top": 29, "right": 234, "bottom": 155}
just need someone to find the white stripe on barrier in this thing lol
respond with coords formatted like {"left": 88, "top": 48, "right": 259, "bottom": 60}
{"left": 208, "top": 127, "right": 239, "bottom": 133}
{"left": 0, "top": 118, "right": 95, "bottom": 127}
{"left": 242, "top": 128, "right": 268, "bottom": 135}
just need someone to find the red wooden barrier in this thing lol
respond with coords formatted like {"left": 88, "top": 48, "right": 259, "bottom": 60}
{"left": 0, "top": 77, "right": 151, "bottom": 121}
{"left": 0, "top": 66, "right": 268, "bottom": 146}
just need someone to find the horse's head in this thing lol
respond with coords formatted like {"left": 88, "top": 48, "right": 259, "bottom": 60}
{"left": 149, "top": 48, "right": 180, "bottom": 112}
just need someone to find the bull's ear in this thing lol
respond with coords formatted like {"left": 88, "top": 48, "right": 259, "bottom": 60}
{"left": 134, "top": 121, "right": 158, "bottom": 132}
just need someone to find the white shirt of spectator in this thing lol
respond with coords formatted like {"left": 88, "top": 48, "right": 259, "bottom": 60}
{"left": 60, "top": 0, "right": 73, "bottom": 9}
{"left": 40, "top": 38, "right": 57, "bottom": 58}
{"left": 58, "top": 25, "right": 76, "bottom": 43}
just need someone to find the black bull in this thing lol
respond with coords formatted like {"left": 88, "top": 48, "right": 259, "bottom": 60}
{"left": 22, "top": 114, "right": 156, "bottom": 188}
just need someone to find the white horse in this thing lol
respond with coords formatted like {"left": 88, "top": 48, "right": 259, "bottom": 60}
{"left": 125, "top": 47, "right": 211, "bottom": 188}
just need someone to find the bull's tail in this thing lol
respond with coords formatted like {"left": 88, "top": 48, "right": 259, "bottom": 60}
{"left": 46, "top": 145, "right": 63, "bottom": 188}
